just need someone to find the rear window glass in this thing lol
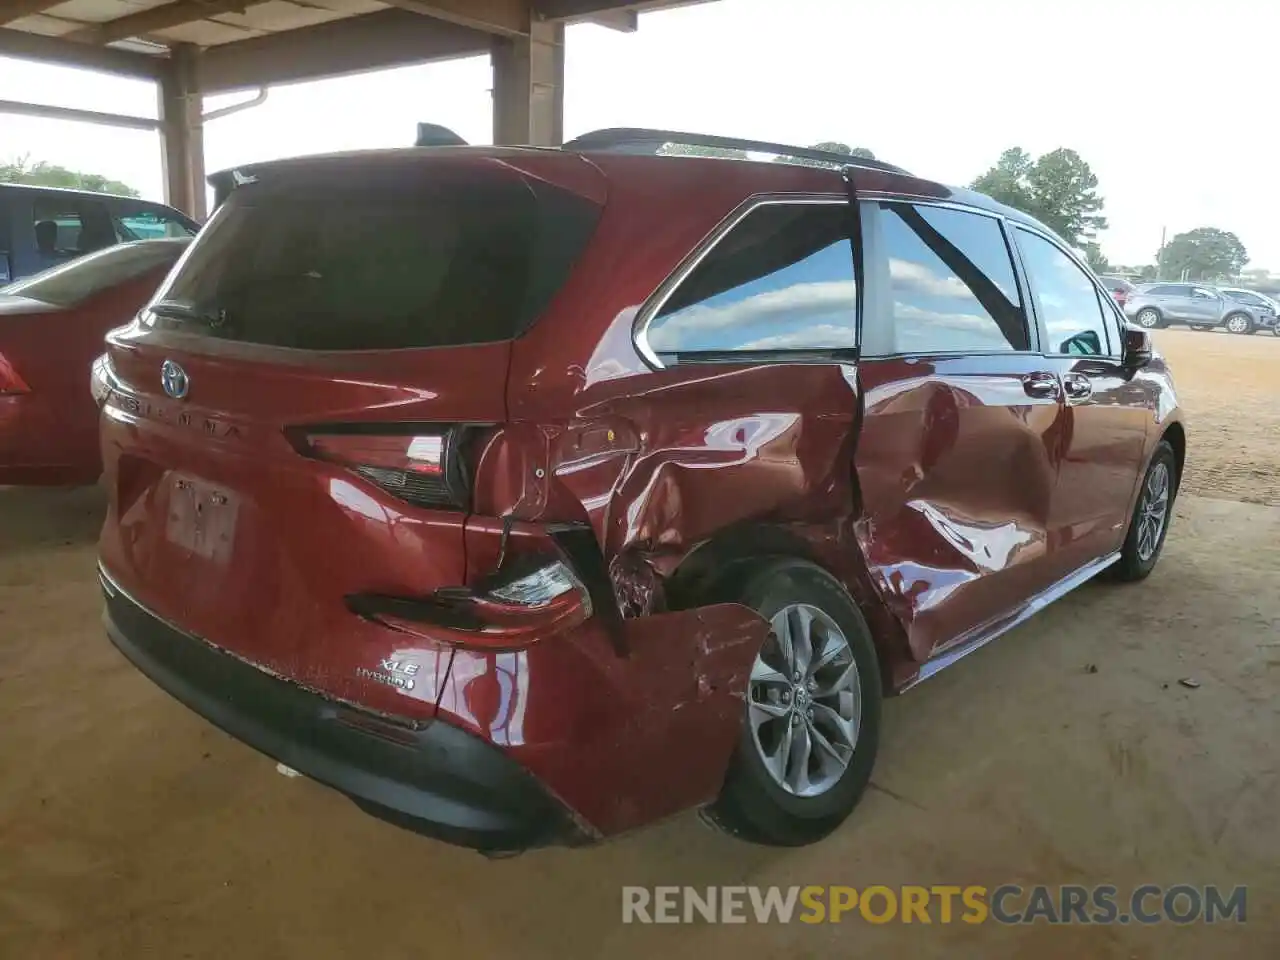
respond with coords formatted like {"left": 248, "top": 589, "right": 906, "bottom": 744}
{"left": 2, "top": 240, "right": 186, "bottom": 307}
{"left": 148, "top": 169, "right": 601, "bottom": 350}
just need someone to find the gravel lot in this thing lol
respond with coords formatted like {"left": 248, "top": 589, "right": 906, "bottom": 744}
{"left": 1, "top": 328, "right": 1277, "bottom": 958}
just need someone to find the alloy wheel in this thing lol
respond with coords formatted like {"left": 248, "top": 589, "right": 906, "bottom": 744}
{"left": 1136, "top": 461, "right": 1171, "bottom": 562}
{"left": 1137, "top": 310, "right": 1159, "bottom": 329}
{"left": 747, "top": 603, "right": 861, "bottom": 798}
{"left": 1226, "top": 315, "right": 1250, "bottom": 334}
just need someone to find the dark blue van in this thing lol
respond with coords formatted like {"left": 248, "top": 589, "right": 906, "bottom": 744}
{"left": 0, "top": 183, "right": 198, "bottom": 283}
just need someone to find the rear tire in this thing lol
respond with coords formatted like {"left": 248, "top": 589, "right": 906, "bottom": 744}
{"left": 1111, "top": 440, "right": 1178, "bottom": 582}
{"left": 1134, "top": 308, "right": 1162, "bottom": 329}
{"left": 1224, "top": 313, "right": 1254, "bottom": 335}
{"left": 704, "top": 558, "right": 881, "bottom": 846}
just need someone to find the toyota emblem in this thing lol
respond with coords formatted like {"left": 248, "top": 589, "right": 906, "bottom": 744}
{"left": 161, "top": 359, "right": 189, "bottom": 400}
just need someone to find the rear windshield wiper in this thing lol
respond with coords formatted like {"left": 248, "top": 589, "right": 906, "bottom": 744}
{"left": 149, "top": 298, "right": 229, "bottom": 330}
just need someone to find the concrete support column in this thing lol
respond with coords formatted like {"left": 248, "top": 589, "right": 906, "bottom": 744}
{"left": 158, "top": 44, "right": 206, "bottom": 221}
{"left": 491, "top": 18, "right": 563, "bottom": 146}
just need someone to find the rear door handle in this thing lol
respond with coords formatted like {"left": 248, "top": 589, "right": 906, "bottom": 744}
{"left": 1062, "top": 372, "right": 1093, "bottom": 403}
{"left": 1022, "top": 372, "right": 1061, "bottom": 399}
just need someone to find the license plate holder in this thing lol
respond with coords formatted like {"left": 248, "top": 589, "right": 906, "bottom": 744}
{"left": 166, "top": 475, "right": 239, "bottom": 563}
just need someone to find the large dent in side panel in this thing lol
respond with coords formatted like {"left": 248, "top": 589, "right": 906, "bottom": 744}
{"left": 852, "top": 360, "right": 1062, "bottom": 662}
{"left": 546, "top": 366, "right": 862, "bottom": 597}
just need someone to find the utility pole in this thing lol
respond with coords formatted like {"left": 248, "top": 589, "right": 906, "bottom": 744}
{"left": 1157, "top": 226, "right": 1167, "bottom": 280}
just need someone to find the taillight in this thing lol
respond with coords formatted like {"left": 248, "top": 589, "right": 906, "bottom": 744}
{"left": 290, "top": 426, "right": 467, "bottom": 510}
{"left": 0, "top": 352, "right": 29, "bottom": 395}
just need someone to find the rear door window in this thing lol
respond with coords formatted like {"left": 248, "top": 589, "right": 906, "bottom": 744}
{"left": 148, "top": 170, "right": 601, "bottom": 351}
{"left": 868, "top": 202, "right": 1027, "bottom": 355}
{"left": 644, "top": 201, "right": 857, "bottom": 357}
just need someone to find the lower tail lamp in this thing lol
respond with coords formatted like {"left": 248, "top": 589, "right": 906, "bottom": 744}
{"left": 486, "top": 560, "right": 594, "bottom": 617}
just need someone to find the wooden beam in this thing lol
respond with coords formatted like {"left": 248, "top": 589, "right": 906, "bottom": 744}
{"left": 378, "top": 0, "right": 527, "bottom": 37}
{"left": 0, "top": 0, "right": 64, "bottom": 26}
{"left": 535, "top": 0, "right": 715, "bottom": 20}
{"left": 0, "top": 26, "right": 165, "bottom": 77}
{"left": 198, "top": 8, "right": 489, "bottom": 93}
{"left": 584, "top": 8, "right": 636, "bottom": 30}
{"left": 65, "top": 0, "right": 256, "bottom": 44}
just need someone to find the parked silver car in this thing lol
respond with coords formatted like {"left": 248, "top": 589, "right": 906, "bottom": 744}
{"left": 1220, "top": 287, "right": 1280, "bottom": 336}
{"left": 1124, "top": 282, "right": 1278, "bottom": 335}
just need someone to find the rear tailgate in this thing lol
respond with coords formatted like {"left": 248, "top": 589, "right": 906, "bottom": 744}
{"left": 98, "top": 152, "right": 606, "bottom": 721}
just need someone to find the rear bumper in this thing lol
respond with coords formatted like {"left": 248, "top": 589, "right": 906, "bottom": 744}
{"left": 100, "top": 566, "right": 582, "bottom": 853}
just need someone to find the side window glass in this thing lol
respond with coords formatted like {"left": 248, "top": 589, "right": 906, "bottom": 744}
{"left": 32, "top": 196, "right": 116, "bottom": 260}
{"left": 32, "top": 196, "right": 82, "bottom": 260}
{"left": 1015, "top": 228, "right": 1112, "bottom": 356}
{"left": 646, "top": 203, "right": 856, "bottom": 355}
{"left": 878, "top": 202, "right": 1026, "bottom": 354}
{"left": 116, "top": 209, "right": 196, "bottom": 242}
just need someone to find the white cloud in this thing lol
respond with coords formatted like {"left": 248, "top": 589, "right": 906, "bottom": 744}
{"left": 649, "top": 279, "right": 855, "bottom": 348}
{"left": 739, "top": 322, "right": 853, "bottom": 350}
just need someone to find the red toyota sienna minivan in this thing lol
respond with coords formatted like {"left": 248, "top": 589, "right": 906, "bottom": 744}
{"left": 98, "top": 130, "right": 1185, "bottom": 853}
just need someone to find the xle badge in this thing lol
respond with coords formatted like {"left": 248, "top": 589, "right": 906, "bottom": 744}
{"left": 356, "top": 658, "right": 420, "bottom": 691}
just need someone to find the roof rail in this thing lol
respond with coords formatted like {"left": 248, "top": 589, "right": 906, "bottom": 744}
{"left": 562, "top": 127, "right": 909, "bottom": 175}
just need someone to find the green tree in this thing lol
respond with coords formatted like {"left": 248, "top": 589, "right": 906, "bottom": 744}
{"left": 0, "top": 154, "right": 140, "bottom": 197}
{"left": 772, "top": 141, "right": 876, "bottom": 168}
{"left": 971, "top": 147, "right": 1107, "bottom": 247}
{"left": 1080, "top": 241, "right": 1110, "bottom": 274}
{"left": 808, "top": 142, "right": 876, "bottom": 160}
{"left": 1157, "top": 228, "right": 1249, "bottom": 282}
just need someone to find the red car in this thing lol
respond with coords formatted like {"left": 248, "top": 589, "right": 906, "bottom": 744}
{"left": 1, "top": 239, "right": 188, "bottom": 485}
{"left": 97, "top": 132, "right": 1185, "bottom": 853}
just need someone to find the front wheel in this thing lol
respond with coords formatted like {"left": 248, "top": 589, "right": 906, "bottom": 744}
{"left": 1135, "top": 308, "right": 1162, "bottom": 329}
{"left": 1111, "top": 440, "right": 1178, "bottom": 582}
{"left": 1224, "top": 313, "right": 1254, "bottom": 335}
{"left": 705, "top": 558, "right": 881, "bottom": 846}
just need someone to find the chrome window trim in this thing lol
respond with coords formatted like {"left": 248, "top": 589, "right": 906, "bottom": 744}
{"left": 632, "top": 194, "right": 849, "bottom": 370}
{"left": 1010, "top": 222, "right": 1123, "bottom": 361}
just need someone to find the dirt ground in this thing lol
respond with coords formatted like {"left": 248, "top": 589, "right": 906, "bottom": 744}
{"left": 1, "top": 329, "right": 1277, "bottom": 959}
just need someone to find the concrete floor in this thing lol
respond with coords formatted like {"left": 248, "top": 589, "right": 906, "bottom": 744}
{"left": 1, "top": 331, "right": 1278, "bottom": 958}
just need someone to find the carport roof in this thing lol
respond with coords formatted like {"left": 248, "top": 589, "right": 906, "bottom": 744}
{"left": 0, "top": 0, "right": 712, "bottom": 91}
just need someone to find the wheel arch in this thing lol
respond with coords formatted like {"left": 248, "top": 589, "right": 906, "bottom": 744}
{"left": 663, "top": 521, "right": 914, "bottom": 694}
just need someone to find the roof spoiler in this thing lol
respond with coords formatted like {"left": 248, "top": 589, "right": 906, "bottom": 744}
{"left": 207, "top": 122, "right": 469, "bottom": 209}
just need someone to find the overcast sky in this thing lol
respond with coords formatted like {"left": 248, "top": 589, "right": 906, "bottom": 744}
{"left": 0, "top": 0, "right": 1276, "bottom": 270}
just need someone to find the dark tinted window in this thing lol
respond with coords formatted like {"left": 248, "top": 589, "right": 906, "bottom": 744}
{"left": 149, "top": 171, "right": 600, "bottom": 350}
{"left": 647, "top": 203, "right": 856, "bottom": 355}
{"left": 32, "top": 194, "right": 117, "bottom": 260}
{"left": 1144, "top": 285, "right": 1177, "bottom": 295}
{"left": 1015, "top": 228, "right": 1111, "bottom": 355}
{"left": 2, "top": 239, "right": 186, "bottom": 307}
{"left": 878, "top": 203, "right": 1026, "bottom": 354}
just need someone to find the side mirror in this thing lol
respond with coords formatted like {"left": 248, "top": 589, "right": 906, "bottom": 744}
{"left": 1122, "top": 325, "right": 1152, "bottom": 369}
{"left": 1060, "top": 330, "right": 1103, "bottom": 356}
